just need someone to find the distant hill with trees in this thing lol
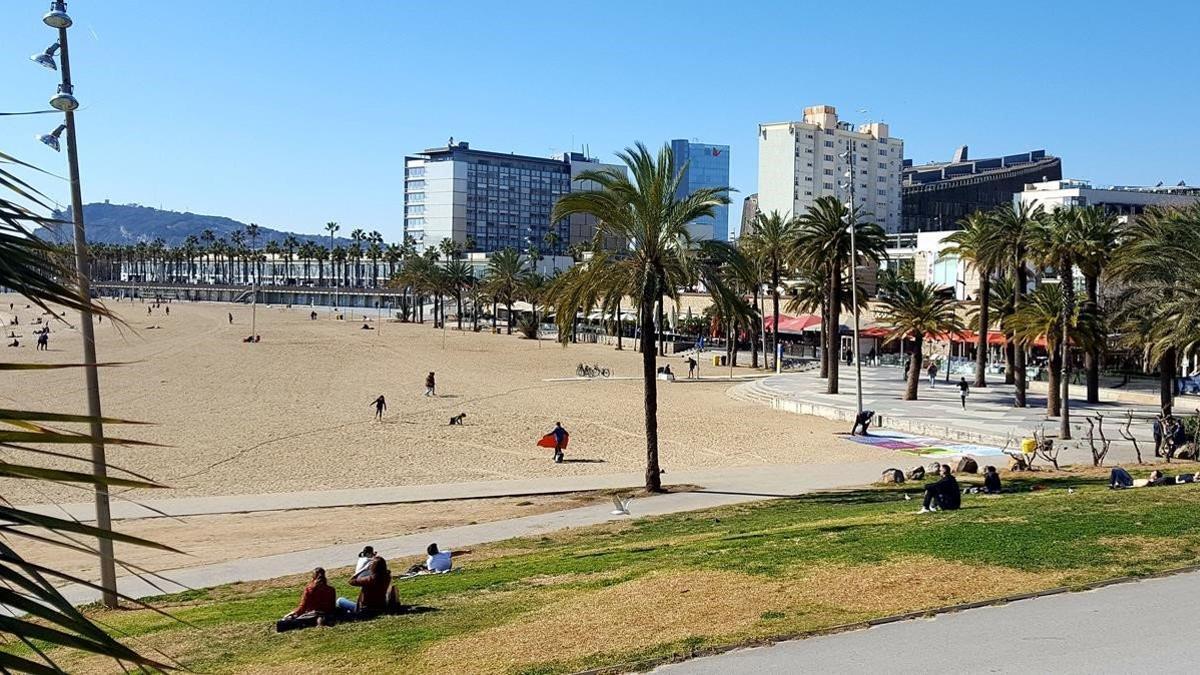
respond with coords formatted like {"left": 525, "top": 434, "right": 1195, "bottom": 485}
{"left": 34, "top": 202, "right": 351, "bottom": 246}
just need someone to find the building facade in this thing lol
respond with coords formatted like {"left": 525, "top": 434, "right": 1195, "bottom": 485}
{"left": 403, "top": 141, "right": 623, "bottom": 255}
{"left": 670, "top": 139, "right": 731, "bottom": 240}
{"left": 901, "top": 148, "right": 1062, "bottom": 232}
{"left": 758, "top": 105, "right": 904, "bottom": 232}
{"left": 738, "top": 193, "right": 759, "bottom": 239}
{"left": 1016, "top": 179, "right": 1200, "bottom": 216}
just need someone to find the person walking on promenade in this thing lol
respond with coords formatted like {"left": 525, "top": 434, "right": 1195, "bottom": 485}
{"left": 371, "top": 395, "right": 387, "bottom": 421}
{"left": 927, "top": 362, "right": 937, "bottom": 388}
{"left": 957, "top": 377, "right": 969, "bottom": 409}
{"left": 424, "top": 372, "right": 436, "bottom": 397}
{"left": 686, "top": 355, "right": 698, "bottom": 379}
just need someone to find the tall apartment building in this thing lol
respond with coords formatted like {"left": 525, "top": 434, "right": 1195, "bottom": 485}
{"left": 403, "top": 141, "right": 623, "bottom": 254}
{"left": 758, "top": 105, "right": 904, "bottom": 231}
{"left": 670, "top": 139, "right": 731, "bottom": 240}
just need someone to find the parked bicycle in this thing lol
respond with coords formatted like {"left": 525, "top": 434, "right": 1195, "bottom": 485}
{"left": 576, "top": 363, "right": 612, "bottom": 378}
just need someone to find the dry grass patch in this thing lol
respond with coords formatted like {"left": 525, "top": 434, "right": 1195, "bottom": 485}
{"left": 793, "top": 556, "right": 1065, "bottom": 615}
{"left": 1095, "top": 535, "right": 1198, "bottom": 565}
{"left": 418, "top": 569, "right": 788, "bottom": 673}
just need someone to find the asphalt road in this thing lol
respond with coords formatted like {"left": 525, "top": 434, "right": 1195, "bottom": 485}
{"left": 654, "top": 570, "right": 1200, "bottom": 674}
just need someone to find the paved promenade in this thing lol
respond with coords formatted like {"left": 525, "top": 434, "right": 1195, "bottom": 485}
{"left": 57, "top": 459, "right": 899, "bottom": 606}
{"left": 656, "top": 568, "right": 1200, "bottom": 674}
{"left": 730, "top": 366, "right": 1194, "bottom": 466}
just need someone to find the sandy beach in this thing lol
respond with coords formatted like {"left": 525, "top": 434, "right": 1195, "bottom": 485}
{"left": 2, "top": 294, "right": 886, "bottom": 505}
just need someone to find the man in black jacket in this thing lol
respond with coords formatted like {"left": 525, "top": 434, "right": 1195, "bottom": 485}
{"left": 919, "top": 464, "right": 960, "bottom": 513}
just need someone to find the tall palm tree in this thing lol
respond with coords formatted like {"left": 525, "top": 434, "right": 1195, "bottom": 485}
{"left": 1073, "top": 206, "right": 1120, "bottom": 403}
{"left": 987, "top": 200, "right": 1044, "bottom": 407}
{"left": 1009, "top": 283, "right": 1104, "bottom": 418}
{"left": 1028, "top": 207, "right": 1086, "bottom": 433}
{"left": 551, "top": 142, "right": 730, "bottom": 491}
{"left": 876, "top": 280, "right": 964, "bottom": 401}
{"left": 324, "top": 221, "right": 339, "bottom": 286}
{"left": 444, "top": 259, "right": 474, "bottom": 330}
{"left": 484, "top": 248, "right": 528, "bottom": 334}
{"left": 743, "top": 210, "right": 798, "bottom": 371}
{"left": 942, "top": 211, "right": 1001, "bottom": 387}
{"left": 794, "top": 196, "right": 887, "bottom": 394}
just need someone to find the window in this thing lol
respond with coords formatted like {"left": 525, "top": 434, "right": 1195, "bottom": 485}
{"left": 824, "top": 154, "right": 834, "bottom": 161}
{"left": 405, "top": 204, "right": 425, "bottom": 214}
{"left": 878, "top": 176, "right": 887, "bottom": 182}
{"left": 878, "top": 149, "right": 887, "bottom": 156}
{"left": 823, "top": 169, "right": 833, "bottom": 176}
{"left": 405, "top": 217, "right": 425, "bottom": 226}
{"left": 824, "top": 140, "right": 834, "bottom": 148}
{"left": 804, "top": 190, "right": 813, "bottom": 196}
{"left": 405, "top": 167, "right": 425, "bottom": 177}
{"left": 407, "top": 192, "right": 425, "bottom": 202}
{"left": 824, "top": 129, "right": 833, "bottom": 135}
{"left": 406, "top": 180, "right": 426, "bottom": 190}
{"left": 804, "top": 176, "right": 812, "bottom": 182}
{"left": 878, "top": 162, "right": 887, "bottom": 169}
{"left": 877, "top": 189, "right": 887, "bottom": 196}
{"left": 823, "top": 182, "right": 834, "bottom": 190}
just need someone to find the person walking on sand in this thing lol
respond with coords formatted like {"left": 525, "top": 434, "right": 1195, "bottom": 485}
{"left": 371, "top": 395, "right": 387, "bottom": 421}
{"left": 957, "top": 377, "right": 969, "bottom": 409}
{"left": 228, "top": 312, "right": 233, "bottom": 325}
{"left": 424, "top": 372, "right": 436, "bottom": 397}
{"left": 36, "top": 332, "right": 48, "bottom": 351}
{"left": 550, "top": 421, "right": 568, "bottom": 463}
{"left": 685, "top": 355, "right": 698, "bottom": 379}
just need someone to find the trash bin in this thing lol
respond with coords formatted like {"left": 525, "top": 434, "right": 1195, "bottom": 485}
{"left": 1020, "top": 438, "right": 1037, "bottom": 455}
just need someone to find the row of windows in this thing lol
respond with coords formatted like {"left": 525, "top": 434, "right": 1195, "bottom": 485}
{"left": 405, "top": 205, "right": 425, "bottom": 214}
{"left": 408, "top": 192, "right": 425, "bottom": 202}
{"left": 405, "top": 166, "right": 426, "bottom": 177}
{"left": 406, "top": 180, "right": 426, "bottom": 190}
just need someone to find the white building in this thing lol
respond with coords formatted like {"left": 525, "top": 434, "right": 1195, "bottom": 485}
{"left": 758, "top": 105, "right": 904, "bottom": 232}
{"left": 1016, "top": 179, "right": 1200, "bottom": 216}
{"left": 403, "top": 142, "right": 624, "bottom": 255}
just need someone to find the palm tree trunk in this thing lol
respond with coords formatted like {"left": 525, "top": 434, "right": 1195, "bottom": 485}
{"left": 1061, "top": 260, "right": 1074, "bottom": 439}
{"left": 827, "top": 260, "right": 842, "bottom": 395}
{"left": 1047, "top": 343, "right": 1062, "bottom": 417}
{"left": 1013, "top": 252, "right": 1028, "bottom": 407}
{"left": 506, "top": 301, "right": 513, "bottom": 335}
{"left": 975, "top": 272, "right": 990, "bottom": 388}
{"left": 456, "top": 293, "right": 463, "bottom": 330}
{"left": 819, "top": 292, "right": 830, "bottom": 379}
{"left": 750, "top": 287, "right": 760, "bottom": 369}
{"left": 771, "top": 267, "right": 781, "bottom": 372}
{"left": 1084, "top": 273, "right": 1100, "bottom": 404}
{"left": 1161, "top": 346, "right": 1177, "bottom": 414}
{"left": 615, "top": 300, "right": 623, "bottom": 350}
{"left": 657, "top": 297, "right": 665, "bottom": 356}
{"left": 640, "top": 276, "right": 663, "bottom": 492}
{"left": 905, "top": 336, "right": 923, "bottom": 400}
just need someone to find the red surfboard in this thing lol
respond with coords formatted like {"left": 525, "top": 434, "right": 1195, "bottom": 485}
{"left": 537, "top": 432, "right": 569, "bottom": 449}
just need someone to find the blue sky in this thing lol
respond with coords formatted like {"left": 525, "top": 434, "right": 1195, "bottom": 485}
{"left": 2, "top": 0, "right": 1197, "bottom": 242}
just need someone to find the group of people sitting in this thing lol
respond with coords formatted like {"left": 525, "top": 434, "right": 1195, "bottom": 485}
{"left": 655, "top": 364, "right": 675, "bottom": 381}
{"left": 917, "top": 463, "right": 1002, "bottom": 514}
{"left": 276, "top": 543, "right": 465, "bottom": 632}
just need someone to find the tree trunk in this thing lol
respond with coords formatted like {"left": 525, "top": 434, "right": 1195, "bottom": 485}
{"left": 1013, "top": 251, "right": 1028, "bottom": 407}
{"left": 615, "top": 300, "right": 623, "bottom": 350}
{"left": 657, "top": 297, "right": 665, "bottom": 356}
{"left": 1061, "top": 259, "right": 1074, "bottom": 439}
{"left": 506, "top": 301, "right": 513, "bottom": 335}
{"left": 1084, "top": 272, "right": 1100, "bottom": 404}
{"left": 771, "top": 266, "right": 781, "bottom": 372}
{"left": 1004, "top": 340, "right": 1015, "bottom": 384}
{"left": 750, "top": 288, "right": 760, "bottom": 369}
{"left": 827, "top": 260, "right": 842, "bottom": 394}
{"left": 905, "top": 336, "right": 923, "bottom": 400}
{"left": 640, "top": 276, "right": 663, "bottom": 492}
{"left": 975, "top": 272, "right": 990, "bottom": 388}
{"left": 819, "top": 291, "right": 829, "bottom": 379}
{"left": 1046, "top": 342, "right": 1062, "bottom": 416}
{"left": 1161, "top": 346, "right": 1177, "bottom": 414}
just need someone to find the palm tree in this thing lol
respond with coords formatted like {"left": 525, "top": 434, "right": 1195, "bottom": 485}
{"left": 942, "top": 211, "right": 1001, "bottom": 388}
{"left": 325, "top": 221, "right": 339, "bottom": 286}
{"left": 988, "top": 200, "right": 1043, "bottom": 407}
{"left": 551, "top": 142, "right": 730, "bottom": 491}
{"left": 1009, "top": 283, "right": 1104, "bottom": 418}
{"left": 484, "top": 248, "right": 528, "bottom": 334}
{"left": 1028, "top": 207, "right": 1086, "bottom": 433}
{"left": 794, "top": 196, "right": 887, "bottom": 394}
{"left": 876, "top": 280, "right": 964, "bottom": 401}
{"left": 742, "top": 210, "right": 798, "bottom": 371}
{"left": 1073, "top": 206, "right": 1120, "bottom": 403}
{"left": 264, "top": 239, "right": 281, "bottom": 284}
{"left": 444, "top": 259, "right": 474, "bottom": 330}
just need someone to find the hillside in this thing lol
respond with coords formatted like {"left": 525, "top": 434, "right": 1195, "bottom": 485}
{"left": 33, "top": 202, "right": 353, "bottom": 247}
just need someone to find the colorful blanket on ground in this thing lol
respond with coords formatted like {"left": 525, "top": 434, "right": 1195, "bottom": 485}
{"left": 847, "top": 430, "right": 1006, "bottom": 459}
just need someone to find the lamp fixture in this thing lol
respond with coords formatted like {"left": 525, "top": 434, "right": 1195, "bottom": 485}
{"left": 49, "top": 83, "right": 78, "bottom": 112}
{"left": 38, "top": 124, "right": 67, "bottom": 152}
{"left": 30, "top": 42, "right": 60, "bottom": 70}
{"left": 43, "top": 1, "right": 72, "bottom": 29}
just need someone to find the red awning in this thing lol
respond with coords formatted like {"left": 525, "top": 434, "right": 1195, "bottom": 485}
{"left": 763, "top": 314, "right": 823, "bottom": 334}
{"left": 860, "top": 326, "right": 889, "bottom": 338}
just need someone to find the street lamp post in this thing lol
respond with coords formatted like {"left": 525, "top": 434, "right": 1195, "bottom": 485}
{"left": 37, "top": 0, "right": 119, "bottom": 609}
{"left": 840, "top": 144, "right": 864, "bottom": 417}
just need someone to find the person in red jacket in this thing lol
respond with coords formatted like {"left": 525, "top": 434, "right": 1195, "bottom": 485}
{"left": 283, "top": 567, "right": 336, "bottom": 620}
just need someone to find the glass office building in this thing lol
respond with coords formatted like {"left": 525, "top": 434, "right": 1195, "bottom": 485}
{"left": 670, "top": 139, "right": 730, "bottom": 241}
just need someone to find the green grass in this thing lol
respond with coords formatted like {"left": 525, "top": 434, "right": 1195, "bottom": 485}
{"left": 20, "top": 469, "right": 1200, "bottom": 674}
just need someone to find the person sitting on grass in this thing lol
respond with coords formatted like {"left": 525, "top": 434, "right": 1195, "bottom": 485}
{"left": 918, "top": 464, "right": 960, "bottom": 513}
{"left": 405, "top": 543, "right": 472, "bottom": 575}
{"left": 354, "top": 546, "right": 376, "bottom": 577}
{"left": 337, "top": 556, "right": 393, "bottom": 617}
{"left": 982, "top": 465, "right": 1002, "bottom": 494}
{"left": 282, "top": 567, "right": 336, "bottom": 623}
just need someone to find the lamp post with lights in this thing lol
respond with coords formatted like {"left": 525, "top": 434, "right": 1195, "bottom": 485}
{"left": 33, "top": 0, "right": 119, "bottom": 609}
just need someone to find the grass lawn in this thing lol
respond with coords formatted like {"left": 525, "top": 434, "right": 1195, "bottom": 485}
{"left": 22, "top": 467, "right": 1200, "bottom": 674}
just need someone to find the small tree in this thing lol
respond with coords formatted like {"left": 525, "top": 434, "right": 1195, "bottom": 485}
{"left": 1085, "top": 414, "right": 1112, "bottom": 466}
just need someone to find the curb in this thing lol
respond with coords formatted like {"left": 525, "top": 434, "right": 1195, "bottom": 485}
{"left": 572, "top": 563, "right": 1200, "bottom": 674}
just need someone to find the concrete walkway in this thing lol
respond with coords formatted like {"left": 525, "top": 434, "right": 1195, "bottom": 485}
{"left": 730, "top": 367, "right": 1193, "bottom": 466}
{"left": 57, "top": 459, "right": 901, "bottom": 606}
{"left": 655, "top": 568, "right": 1200, "bottom": 674}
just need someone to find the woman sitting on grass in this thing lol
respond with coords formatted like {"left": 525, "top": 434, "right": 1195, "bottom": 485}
{"left": 337, "top": 556, "right": 394, "bottom": 616}
{"left": 280, "top": 568, "right": 336, "bottom": 626}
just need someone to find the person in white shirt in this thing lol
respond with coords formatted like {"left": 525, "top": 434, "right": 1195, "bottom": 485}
{"left": 353, "top": 546, "right": 375, "bottom": 578}
{"left": 425, "top": 543, "right": 452, "bottom": 572}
